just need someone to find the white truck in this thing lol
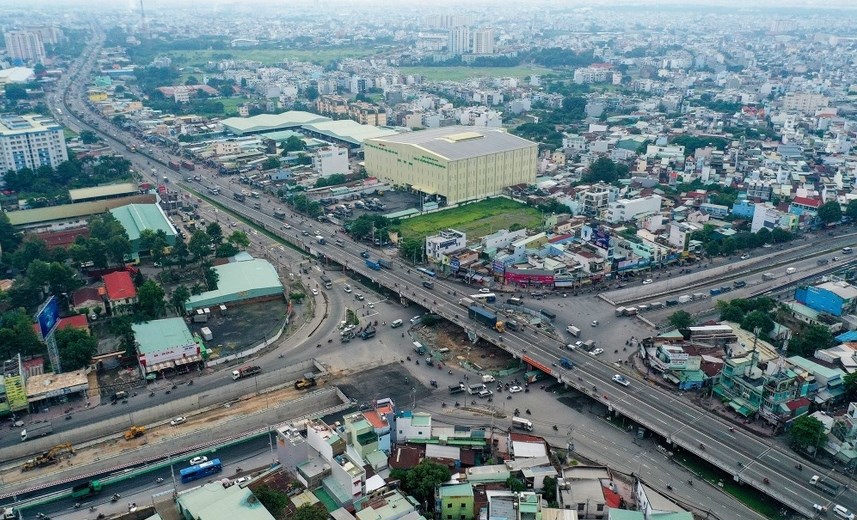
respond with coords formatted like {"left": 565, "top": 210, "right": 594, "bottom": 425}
{"left": 512, "top": 417, "right": 533, "bottom": 431}
{"left": 566, "top": 325, "right": 581, "bottom": 337}
{"left": 678, "top": 295, "right": 693, "bottom": 304}
{"left": 21, "top": 422, "right": 53, "bottom": 441}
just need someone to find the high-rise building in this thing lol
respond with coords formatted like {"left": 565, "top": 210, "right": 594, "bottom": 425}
{"left": 3, "top": 30, "right": 46, "bottom": 64}
{"left": 472, "top": 28, "right": 495, "bottom": 55}
{"left": 448, "top": 26, "right": 470, "bottom": 56}
{"left": 0, "top": 114, "right": 68, "bottom": 178}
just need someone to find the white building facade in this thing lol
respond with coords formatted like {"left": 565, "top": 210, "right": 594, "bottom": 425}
{"left": 312, "top": 146, "right": 349, "bottom": 176}
{"left": 0, "top": 114, "right": 68, "bottom": 178}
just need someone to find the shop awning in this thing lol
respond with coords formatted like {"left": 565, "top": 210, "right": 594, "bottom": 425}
{"left": 146, "top": 360, "right": 176, "bottom": 373}
{"left": 175, "top": 354, "right": 201, "bottom": 366}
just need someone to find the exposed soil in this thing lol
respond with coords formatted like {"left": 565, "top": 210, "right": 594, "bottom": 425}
{"left": 413, "top": 321, "right": 513, "bottom": 371}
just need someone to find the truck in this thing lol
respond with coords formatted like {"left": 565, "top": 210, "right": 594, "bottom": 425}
{"left": 21, "top": 422, "right": 53, "bottom": 441}
{"left": 615, "top": 306, "right": 626, "bottom": 317}
{"left": 560, "top": 357, "right": 574, "bottom": 369}
{"left": 422, "top": 280, "right": 434, "bottom": 289}
{"left": 504, "top": 320, "right": 519, "bottom": 331}
{"left": 233, "top": 192, "right": 246, "bottom": 202}
{"left": 361, "top": 326, "right": 376, "bottom": 339}
{"left": 809, "top": 475, "right": 841, "bottom": 496}
{"left": 678, "top": 295, "right": 692, "bottom": 304}
{"left": 377, "top": 258, "right": 393, "bottom": 269}
{"left": 71, "top": 480, "right": 103, "bottom": 498}
{"left": 449, "top": 383, "right": 465, "bottom": 394}
{"left": 512, "top": 417, "right": 534, "bottom": 431}
{"left": 366, "top": 259, "right": 381, "bottom": 270}
{"left": 273, "top": 209, "right": 286, "bottom": 220}
{"left": 180, "top": 160, "right": 195, "bottom": 171}
{"left": 126, "top": 143, "right": 136, "bottom": 152}
{"left": 294, "top": 376, "right": 317, "bottom": 390}
{"left": 458, "top": 297, "right": 475, "bottom": 308}
{"left": 316, "top": 235, "right": 326, "bottom": 245}
{"left": 320, "top": 275, "right": 332, "bottom": 289}
{"left": 413, "top": 342, "right": 426, "bottom": 355}
{"left": 168, "top": 161, "right": 181, "bottom": 172}
{"left": 762, "top": 272, "right": 775, "bottom": 281}
{"left": 468, "top": 306, "right": 497, "bottom": 328}
{"left": 566, "top": 325, "right": 581, "bottom": 337}
{"left": 232, "top": 365, "right": 262, "bottom": 380}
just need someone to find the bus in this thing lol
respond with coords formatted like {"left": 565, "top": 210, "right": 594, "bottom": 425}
{"left": 180, "top": 458, "right": 222, "bottom": 483}
{"left": 470, "top": 293, "right": 496, "bottom": 303}
{"left": 416, "top": 267, "right": 436, "bottom": 277}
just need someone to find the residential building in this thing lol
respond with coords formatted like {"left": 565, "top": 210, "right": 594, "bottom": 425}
{"left": 0, "top": 114, "right": 68, "bottom": 177}
{"left": 132, "top": 317, "right": 203, "bottom": 376}
{"left": 576, "top": 183, "right": 619, "bottom": 217}
{"left": 349, "top": 102, "right": 387, "bottom": 126}
{"left": 102, "top": 270, "right": 137, "bottom": 314}
{"left": 313, "top": 146, "right": 349, "bottom": 176}
{"left": 3, "top": 30, "right": 46, "bottom": 64}
{"left": 426, "top": 229, "right": 467, "bottom": 261}
{"left": 355, "top": 489, "right": 421, "bottom": 520}
{"left": 750, "top": 202, "right": 797, "bottom": 233}
{"left": 745, "top": 180, "right": 773, "bottom": 201}
{"left": 795, "top": 281, "right": 857, "bottom": 317}
{"left": 782, "top": 92, "right": 829, "bottom": 115}
{"left": 573, "top": 66, "right": 612, "bottom": 85}
{"left": 364, "top": 126, "right": 537, "bottom": 206}
{"left": 176, "top": 480, "right": 276, "bottom": 520}
{"left": 437, "top": 483, "right": 474, "bottom": 520}
{"left": 448, "top": 26, "right": 470, "bottom": 56}
{"left": 605, "top": 195, "right": 662, "bottom": 224}
{"left": 471, "top": 28, "right": 495, "bottom": 55}
{"left": 557, "top": 465, "right": 611, "bottom": 519}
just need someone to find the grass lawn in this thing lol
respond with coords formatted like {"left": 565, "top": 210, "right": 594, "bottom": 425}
{"left": 167, "top": 47, "right": 376, "bottom": 67}
{"left": 397, "top": 198, "right": 541, "bottom": 240}
{"left": 63, "top": 128, "right": 78, "bottom": 139}
{"left": 219, "top": 97, "right": 248, "bottom": 116}
{"left": 398, "top": 65, "right": 553, "bottom": 82}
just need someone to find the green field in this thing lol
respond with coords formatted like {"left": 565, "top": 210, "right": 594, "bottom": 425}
{"left": 398, "top": 65, "right": 553, "bottom": 82}
{"left": 166, "top": 48, "right": 376, "bottom": 67}
{"left": 397, "top": 198, "right": 541, "bottom": 240}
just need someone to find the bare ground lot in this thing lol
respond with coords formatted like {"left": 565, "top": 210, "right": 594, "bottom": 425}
{"left": 413, "top": 321, "right": 515, "bottom": 372}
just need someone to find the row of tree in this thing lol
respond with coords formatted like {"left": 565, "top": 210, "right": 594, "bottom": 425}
{"left": 3, "top": 156, "right": 133, "bottom": 202}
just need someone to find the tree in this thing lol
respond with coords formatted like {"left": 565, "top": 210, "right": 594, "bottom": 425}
{"left": 506, "top": 476, "right": 526, "bottom": 492}
{"left": 79, "top": 130, "right": 99, "bottom": 144}
{"left": 0, "top": 212, "right": 21, "bottom": 253}
{"left": 171, "top": 285, "right": 191, "bottom": 314}
{"left": 55, "top": 328, "right": 98, "bottom": 371}
{"left": 788, "top": 415, "right": 826, "bottom": 453}
{"left": 137, "top": 280, "right": 166, "bottom": 320}
{"left": 188, "top": 230, "right": 212, "bottom": 261}
{"left": 206, "top": 222, "right": 224, "bottom": 244}
{"left": 293, "top": 505, "right": 327, "bottom": 520}
{"left": 107, "top": 235, "right": 132, "bottom": 266}
{"left": 845, "top": 200, "right": 857, "bottom": 220}
{"left": 227, "top": 231, "right": 250, "bottom": 249}
{"left": 394, "top": 460, "right": 450, "bottom": 506}
{"left": 171, "top": 238, "right": 190, "bottom": 268}
{"left": 215, "top": 242, "right": 239, "bottom": 258}
{"left": 282, "top": 135, "right": 306, "bottom": 152}
{"left": 668, "top": 310, "right": 694, "bottom": 329}
{"left": 0, "top": 309, "right": 45, "bottom": 360}
{"left": 204, "top": 265, "right": 219, "bottom": 290}
{"left": 789, "top": 324, "right": 833, "bottom": 356}
{"left": 304, "top": 85, "right": 319, "bottom": 101}
{"left": 108, "top": 315, "right": 136, "bottom": 357}
{"left": 717, "top": 300, "right": 746, "bottom": 323}
{"left": 262, "top": 156, "right": 281, "bottom": 170}
{"left": 399, "top": 237, "right": 426, "bottom": 263}
{"left": 817, "top": 201, "right": 842, "bottom": 225}
{"left": 583, "top": 157, "right": 621, "bottom": 183}
{"left": 771, "top": 227, "right": 792, "bottom": 244}
{"left": 740, "top": 310, "right": 775, "bottom": 336}
{"left": 253, "top": 485, "right": 289, "bottom": 518}
{"left": 844, "top": 372, "right": 857, "bottom": 402}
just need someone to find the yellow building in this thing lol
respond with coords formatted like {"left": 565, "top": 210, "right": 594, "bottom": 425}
{"left": 364, "top": 126, "right": 537, "bottom": 205}
{"left": 88, "top": 90, "right": 108, "bottom": 102}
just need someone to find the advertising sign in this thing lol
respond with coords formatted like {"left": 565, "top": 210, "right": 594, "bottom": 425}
{"left": 37, "top": 297, "right": 60, "bottom": 338}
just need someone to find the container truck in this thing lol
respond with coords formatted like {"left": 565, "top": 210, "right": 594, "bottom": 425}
{"left": 168, "top": 161, "right": 181, "bottom": 172}
{"left": 365, "top": 259, "right": 381, "bottom": 270}
{"left": 566, "top": 325, "right": 581, "bottom": 337}
{"left": 21, "top": 422, "right": 53, "bottom": 441}
{"left": 233, "top": 192, "right": 246, "bottom": 202}
{"left": 809, "top": 475, "right": 841, "bottom": 496}
{"left": 377, "top": 258, "right": 393, "bottom": 269}
{"left": 71, "top": 480, "right": 103, "bottom": 498}
{"left": 232, "top": 365, "right": 261, "bottom": 380}
{"left": 468, "top": 306, "right": 497, "bottom": 328}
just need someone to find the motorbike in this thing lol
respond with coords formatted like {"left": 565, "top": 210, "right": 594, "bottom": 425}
{"left": 74, "top": 503, "right": 81, "bottom": 509}
{"left": 506, "top": 395, "right": 512, "bottom": 400}
{"left": 687, "top": 480, "right": 693, "bottom": 486}
{"left": 149, "top": 392, "right": 155, "bottom": 397}
{"left": 111, "top": 494, "right": 121, "bottom": 503}
{"left": 430, "top": 380, "right": 438, "bottom": 388}
{"left": 89, "top": 506, "right": 97, "bottom": 512}
{"left": 698, "top": 443, "right": 705, "bottom": 450}
{"left": 188, "top": 380, "right": 193, "bottom": 386}
{"left": 763, "top": 478, "right": 769, "bottom": 485}
{"left": 553, "top": 425, "right": 558, "bottom": 431}
{"left": 525, "top": 409, "right": 531, "bottom": 415}
{"left": 795, "top": 463, "right": 802, "bottom": 471}
{"left": 666, "top": 484, "right": 673, "bottom": 491}
{"left": 156, "top": 477, "right": 164, "bottom": 483}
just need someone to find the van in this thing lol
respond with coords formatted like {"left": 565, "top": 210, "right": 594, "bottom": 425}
{"left": 842, "top": 247, "right": 853, "bottom": 254}
{"left": 391, "top": 319, "right": 403, "bottom": 328}
{"left": 335, "top": 239, "right": 344, "bottom": 247}
{"left": 413, "top": 342, "right": 426, "bottom": 355}
{"left": 253, "top": 202, "right": 261, "bottom": 209}
{"left": 422, "top": 281, "right": 434, "bottom": 289}
{"left": 786, "top": 267, "right": 797, "bottom": 275}
{"left": 833, "top": 505, "right": 854, "bottom": 520}
{"left": 507, "top": 297, "right": 523, "bottom": 306}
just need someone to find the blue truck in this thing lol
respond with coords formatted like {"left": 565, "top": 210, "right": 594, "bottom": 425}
{"left": 378, "top": 258, "right": 393, "bottom": 269}
{"left": 468, "top": 305, "right": 497, "bottom": 328}
{"left": 365, "top": 259, "right": 381, "bottom": 270}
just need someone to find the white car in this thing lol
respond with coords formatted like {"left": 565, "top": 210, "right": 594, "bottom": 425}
{"left": 591, "top": 320, "right": 599, "bottom": 327}
{"left": 740, "top": 253, "right": 750, "bottom": 260}
{"left": 283, "top": 223, "right": 291, "bottom": 229}
{"left": 612, "top": 374, "right": 630, "bottom": 387}
{"left": 170, "top": 416, "right": 186, "bottom": 426}
{"left": 410, "top": 315, "right": 422, "bottom": 324}
{"left": 368, "top": 302, "right": 375, "bottom": 309}
{"left": 311, "top": 288, "right": 319, "bottom": 295}
{"left": 642, "top": 279, "right": 653, "bottom": 285}
{"left": 508, "top": 385, "right": 523, "bottom": 393}
{"left": 189, "top": 456, "right": 208, "bottom": 466}
{"left": 344, "top": 286, "right": 352, "bottom": 293}
{"left": 233, "top": 476, "right": 251, "bottom": 485}
{"left": 479, "top": 288, "right": 491, "bottom": 293}
{"left": 590, "top": 348, "right": 604, "bottom": 356}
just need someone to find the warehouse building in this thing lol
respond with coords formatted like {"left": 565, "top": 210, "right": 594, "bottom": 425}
{"left": 221, "top": 111, "right": 331, "bottom": 136}
{"left": 110, "top": 203, "right": 177, "bottom": 255}
{"left": 184, "top": 256, "right": 284, "bottom": 312}
{"left": 133, "top": 317, "right": 205, "bottom": 376}
{"left": 363, "top": 126, "right": 537, "bottom": 205}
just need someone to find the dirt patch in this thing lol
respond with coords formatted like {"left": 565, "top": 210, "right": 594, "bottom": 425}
{"left": 413, "top": 321, "right": 513, "bottom": 371}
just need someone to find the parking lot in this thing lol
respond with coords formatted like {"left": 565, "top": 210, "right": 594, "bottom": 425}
{"left": 190, "top": 299, "right": 289, "bottom": 359}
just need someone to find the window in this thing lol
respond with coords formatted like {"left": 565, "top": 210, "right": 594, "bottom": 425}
{"left": 447, "top": 504, "right": 452, "bottom": 509}
{"left": 460, "top": 503, "right": 466, "bottom": 508}
{"left": 597, "top": 504, "right": 604, "bottom": 511}
{"left": 577, "top": 504, "right": 584, "bottom": 511}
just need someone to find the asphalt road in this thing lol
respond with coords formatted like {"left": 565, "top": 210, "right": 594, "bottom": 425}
{"left": 39, "top": 34, "right": 857, "bottom": 518}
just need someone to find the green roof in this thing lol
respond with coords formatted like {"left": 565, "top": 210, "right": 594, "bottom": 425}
{"left": 185, "top": 258, "right": 283, "bottom": 311}
{"left": 69, "top": 183, "right": 139, "bottom": 202}
{"left": 178, "top": 481, "right": 275, "bottom": 520}
{"left": 438, "top": 483, "right": 473, "bottom": 498}
{"left": 605, "top": 511, "right": 644, "bottom": 520}
{"left": 303, "top": 120, "right": 399, "bottom": 146}
{"left": 109, "top": 204, "right": 177, "bottom": 248}
{"left": 787, "top": 356, "right": 844, "bottom": 379}
{"left": 222, "top": 111, "right": 331, "bottom": 135}
{"left": 132, "top": 318, "right": 196, "bottom": 355}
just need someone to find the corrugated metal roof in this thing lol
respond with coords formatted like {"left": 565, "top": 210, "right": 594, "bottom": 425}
{"left": 69, "top": 183, "right": 139, "bottom": 202}
{"left": 185, "top": 258, "right": 283, "bottom": 311}
{"left": 5, "top": 194, "right": 157, "bottom": 227}
{"left": 366, "top": 125, "right": 536, "bottom": 160}
{"left": 132, "top": 318, "right": 197, "bottom": 355}
{"left": 302, "top": 120, "right": 399, "bottom": 145}
{"left": 221, "top": 111, "right": 331, "bottom": 135}
{"left": 109, "top": 204, "right": 177, "bottom": 244}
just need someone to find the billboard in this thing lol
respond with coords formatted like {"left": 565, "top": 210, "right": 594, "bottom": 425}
{"left": 37, "top": 296, "right": 60, "bottom": 338}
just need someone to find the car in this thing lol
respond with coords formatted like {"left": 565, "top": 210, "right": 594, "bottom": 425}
{"left": 368, "top": 302, "right": 375, "bottom": 308}
{"left": 479, "top": 288, "right": 491, "bottom": 293}
{"left": 509, "top": 385, "right": 523, "bottom": 393}
{"left": 283, "top": 223, "right": 291, "bottom": 229}
{"left": 302, "top": 230, "right": 310, "bottom": 236}
{"left": 740, "top": 253, "right": 750, "bottom": 260}
{"left": 355, "top": 294, "right": 365, "bottom": 301}
{"left": 189, "top": 456, "right": 208, "bottom": 466}
{"left": 410, "top": 315, "right": 422, "bottom": 324}
{"left": 591, "top": 320, "right": 599, "bottom": 327}
{"left": 311, "top": 288, "right": 318, "bottom": 295}
{"left": 642, "top": 279, "right": 653, "bottom": 285}
{"left": 590, "top": 348, "right": 604, "bottom": 356}
{"left": 233, "top": 476, "right": 251, "bottom": 485}
{"left": 344, "top": 286, "right": 352, "bottom": 293}
{"left": 170, "top": 416, "right": 186, "bottom": 426}
{"left": 575, "top": 340, "right": 584, "bottom": 348}
{"left": 612, "top": 374, "right": 630, "bottom": 387}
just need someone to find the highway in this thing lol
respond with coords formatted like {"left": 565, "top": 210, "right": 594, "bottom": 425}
{"left": 45, "top": 33, "right": 856, "bottom": 519}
